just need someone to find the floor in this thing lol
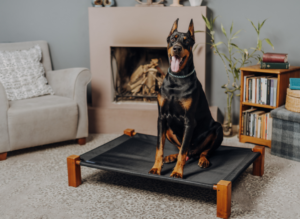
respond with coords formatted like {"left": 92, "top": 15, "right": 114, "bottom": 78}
{"left": 1, "top": 134, "right": 300, "bottom": 219}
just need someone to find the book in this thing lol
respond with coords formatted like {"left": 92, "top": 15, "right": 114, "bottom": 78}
{"left": 249, "top": 79, "right": 252, "bottom": 102}
{"left": 243, "top": 75, "right": 254, "bottom": 101}
{"left": 268, "top": 77, "right": 277, "bottom": 106}
{"left": 251, "top": 77, "right": 256, "bottom": 103}
{"left": 246, "top": 77, "right": 250, "bottom": 101}
{"left": 261, "top": 62, "right": 290, "bottom": 69}
{"left": 289, "top": 78, "right": 300, "bottom": 90}
{"left": 257, "top": 115, "right": 262, "bottom": 138}
{"left": 261, "top": 78, "right": 267, "bottom": 105}
{"left": 267, "top": 79, "right": 271, "bottom": 105}
{"left": 273, "top": 79, "right": 278, "bottom": 106}
{"left": 262, "top": 53, "right": 288, "bottom": 63}
{"left": 261, "top": 113, "right": 266, "bottom": 139}
{"left": 244, "top": 108, "right": 257, "bottom": 135}
{"left": 252, "top": 111, "right": 265, "bottom": 137}
{"left": 270, "top": 79, "right": 274, "bottom": 106}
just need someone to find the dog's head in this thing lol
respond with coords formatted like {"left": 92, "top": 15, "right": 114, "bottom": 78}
{"left": 167, "top": 19, "right": 195, "bottom": 73}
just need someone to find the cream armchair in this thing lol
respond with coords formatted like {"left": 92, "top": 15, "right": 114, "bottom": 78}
{"left": 0, "top": 41, "right": 91, "bottom": 160}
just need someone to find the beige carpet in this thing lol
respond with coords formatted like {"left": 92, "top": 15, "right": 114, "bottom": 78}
{"left": 1, "top": 134, "right": 300, "bottom": 219}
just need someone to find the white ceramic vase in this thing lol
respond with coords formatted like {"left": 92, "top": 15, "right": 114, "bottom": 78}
{"left": 189, "top": 0, "right": 203, "bottom": 6}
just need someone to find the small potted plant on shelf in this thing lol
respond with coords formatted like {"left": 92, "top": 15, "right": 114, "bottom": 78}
{"left": 196, "top": 17, "right": 274, "bottom": 136}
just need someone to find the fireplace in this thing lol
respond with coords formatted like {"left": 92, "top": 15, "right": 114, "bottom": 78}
{"left": 88, "top": 7, "right": 218, "bottom": 135}
{"left": 111, "top": 46, "right": 169, "bottom": 102}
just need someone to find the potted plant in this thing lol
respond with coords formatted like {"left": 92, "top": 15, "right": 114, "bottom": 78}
{"left": 196, "top": 17, "right": 274, "bottom": 136}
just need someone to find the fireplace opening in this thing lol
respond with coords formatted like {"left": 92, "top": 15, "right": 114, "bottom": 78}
{"left": 111, "top": 47, "right": 169, "bottom": 102}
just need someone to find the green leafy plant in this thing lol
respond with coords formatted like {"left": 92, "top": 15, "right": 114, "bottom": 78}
{"left": 196, "top": 16, "right": 274, "bottom": 132}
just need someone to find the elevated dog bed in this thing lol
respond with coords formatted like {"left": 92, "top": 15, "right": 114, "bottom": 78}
{"left": 67, "top": 129, "right": 265, "bottom": 219}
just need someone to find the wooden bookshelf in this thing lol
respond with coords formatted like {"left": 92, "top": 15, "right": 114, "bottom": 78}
{"left": 239, "top": 65, "right": 300, "bottom": 147}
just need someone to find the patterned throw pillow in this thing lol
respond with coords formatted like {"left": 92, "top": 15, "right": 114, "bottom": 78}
{"left": 0, "top": 45, "right": 54, "bottom": 101}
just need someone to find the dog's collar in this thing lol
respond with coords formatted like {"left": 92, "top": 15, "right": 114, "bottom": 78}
{"left": 168, "top": 68, "right": 195, "bottom": 78}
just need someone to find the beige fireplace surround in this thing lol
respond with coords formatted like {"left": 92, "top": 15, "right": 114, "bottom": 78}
{"left": 88, "top": 6, "right": 220, "bottom": 135}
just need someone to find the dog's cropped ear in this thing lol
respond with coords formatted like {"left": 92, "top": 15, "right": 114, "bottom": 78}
{"left": 188, "top": 19, "right": 195, "bottom": 41}
{"left": 168, "top": 18, "right": 179, "bottom": 38}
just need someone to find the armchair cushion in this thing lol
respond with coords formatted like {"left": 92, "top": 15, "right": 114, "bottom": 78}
{"left": 0, "top": 45, "right": 54, "bottom": 101}
{"left": 8, "top": 95, "right": 78, "bottom": 151}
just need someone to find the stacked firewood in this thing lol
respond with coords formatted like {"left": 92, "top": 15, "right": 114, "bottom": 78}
{"left": 127, "top": 59, "right": 165, "bottom": 96}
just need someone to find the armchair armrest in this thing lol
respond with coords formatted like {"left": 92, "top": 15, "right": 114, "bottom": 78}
{"left": 0, "top": 81, "right": 10, "bottom": 153}
{"left": 46, "top": 68, "right": 91, "bottom": 138}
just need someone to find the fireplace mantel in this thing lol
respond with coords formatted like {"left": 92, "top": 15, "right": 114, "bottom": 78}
{"left": 88, "top": 7, "right": 217, "bottom": 134}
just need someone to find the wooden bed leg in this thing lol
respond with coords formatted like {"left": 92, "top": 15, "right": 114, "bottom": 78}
{"left": 214, "top": 180, "right": 231, "bottom": 219}
{"left": 252, "top": 145, "right": 265, "bottom": 176}
{"left": 67, "top": 155, "right": 82, "bottom": 187}
{"left": 0, "top": 152, "right": 7, "bottom": 161}
{"left": 77, "top": 138, "right": 86, "bottom": 145}
{"left": 124, "top": 129, "right": 136, "bottom": 137}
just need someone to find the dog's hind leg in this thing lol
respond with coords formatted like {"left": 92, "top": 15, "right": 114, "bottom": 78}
{"left": 163, "top": 154, "right": 178, "bottom": 163}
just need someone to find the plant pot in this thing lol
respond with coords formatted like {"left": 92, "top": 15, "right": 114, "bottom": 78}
{"left": 189, "top": 0, "right": 203, "bottom": 6}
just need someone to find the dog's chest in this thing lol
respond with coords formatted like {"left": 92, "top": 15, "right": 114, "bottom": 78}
{"left": 160, "top": 95, "right": 186, "bottom": 120}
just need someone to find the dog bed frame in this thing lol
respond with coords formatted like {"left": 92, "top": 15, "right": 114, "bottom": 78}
{"left": 67, "top": 129, "right": 265, "bottom": 219}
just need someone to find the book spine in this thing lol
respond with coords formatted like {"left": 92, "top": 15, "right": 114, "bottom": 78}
{"left": 259, "top": 78, "right": 262, "bottom": 104}
{"left": 243, "top": 76, "right": 247, "bottom": 101}
{"left": 243, "top": 112, "right": 246, "bottom": 135}
{"left": 249, "top": 79, "right": 252, "bottom": 102}
{"left": 247, "top": 112, "right": 251, "bottom": 136}
{"left": 261, "top": 62, "right": 290, "bottom": 69}
{"left": 273, "top": 79, "right": 278, "bottom": 106}
{"left": 252, "top": 78, "right": 256, "bottom": 103}
{"left": 261, "top": 114, "right": 265, "bottom": 139}
{"left": 262, "top": 78, "right": 267, "bottom": 104}
{"left": 256, "top": 78, "right": 259, "bottom": 104}
{"left": 270, "top": 80, "right": 274, "bottom": 106}
{"left": 267, "top": 79, "right": 271, "bottom": 105}
{"left": 257, "top": 116, "right": 261, "bottom": 138}
{"left": 246, "top": 78, "right": 249, "bottom": 101}
{"left": 262, "top": 54, "right": 287, "bottom": 63}
{"left": 254, "top": 115, "right": 258, "bottom": 137}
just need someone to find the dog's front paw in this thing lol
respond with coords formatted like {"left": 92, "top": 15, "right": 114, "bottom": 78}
{"left": 170, "top": 171, "right": 183, "bottom": 178}
{"left": 198, "top": 156, "right": 210, "bottom": 168}
{"left": 149, "top": 168, "right": 161, "bottom": 175}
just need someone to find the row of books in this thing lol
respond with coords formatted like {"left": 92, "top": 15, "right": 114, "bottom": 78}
{"left": 241, "top": 108, "right": 273, "bottom": 140}
{"left": 243, "top": 75, "right": 278, "bottom": 106}
{"left": 261, "top": 53, "right": 289, "bottom": 69}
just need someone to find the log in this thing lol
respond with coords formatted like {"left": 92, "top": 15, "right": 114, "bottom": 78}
{"left": 130, "top": 65, "right": 145, "bottom": 84}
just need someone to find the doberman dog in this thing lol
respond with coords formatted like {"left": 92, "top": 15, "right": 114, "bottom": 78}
{"left": 149, "top": 19, "right": 223, "bottom": 178}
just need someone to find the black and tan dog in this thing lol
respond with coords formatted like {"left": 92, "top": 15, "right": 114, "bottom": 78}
{"left": 149, "top": 19, "right": 223, "bottom": 178}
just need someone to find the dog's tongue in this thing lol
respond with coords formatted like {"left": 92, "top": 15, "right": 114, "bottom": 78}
{"left": 171, "top": 56, "right": 180, "bottom": 72}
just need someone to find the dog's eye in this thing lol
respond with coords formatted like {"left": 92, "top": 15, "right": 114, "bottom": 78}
{"left": 171, "top": 37, "right": 175, "bottom": 43}
{"left": 185, "top": 40, "right": 189, "bottom": 44}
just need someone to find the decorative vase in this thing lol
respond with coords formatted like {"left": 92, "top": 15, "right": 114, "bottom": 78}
{"left": 103, "top": 0, "right": 115, "bottom": 7}
{"left": 170, "top": 0, "right": 183, "bottom": 7}
{"left": 222, "top": 107, "right": 233, "bottom": 136}
{"left": 189, "top": 0, "right": 202, "bottom": 6}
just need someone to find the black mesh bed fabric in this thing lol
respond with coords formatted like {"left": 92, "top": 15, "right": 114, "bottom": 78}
{"left": 80, "top": 133, "right": 260, "bottom": 190}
